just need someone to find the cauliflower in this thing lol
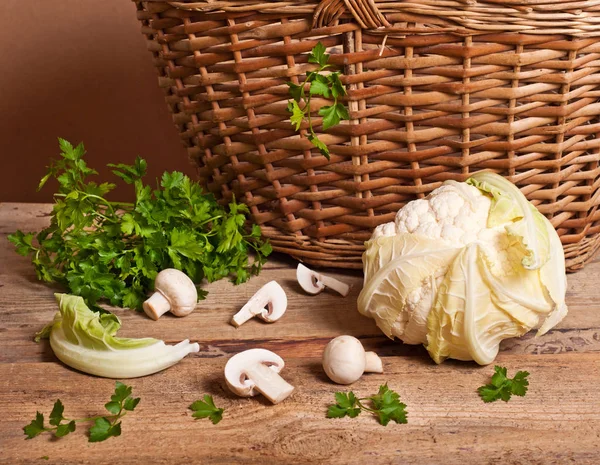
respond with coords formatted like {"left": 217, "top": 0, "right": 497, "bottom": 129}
{"left": 358, "top": 173, "right": 568, "bottom": 365}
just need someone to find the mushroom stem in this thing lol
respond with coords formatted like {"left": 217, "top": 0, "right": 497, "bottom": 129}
{"left": 143, "top": 292, "right": 171, "bottom": 321}
{"left": 244, "top": 362, "right": 295, "bottom": 404}
{"left": 319, "top": 275, "right": 350, "bottom": 297}
{"left": 230, "top": 306, "right": 261, "bottom": 328}
{"left": 364, "top": 351, "right": 384, "bottom": 373}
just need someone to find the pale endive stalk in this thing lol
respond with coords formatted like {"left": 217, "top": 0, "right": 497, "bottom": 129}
{"left": 47, "top": 294, "right": 199, "bottom": 378}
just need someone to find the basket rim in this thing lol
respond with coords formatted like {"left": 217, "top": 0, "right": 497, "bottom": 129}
{"left": 144, "top": 0, "right": 600, "bottom": 38}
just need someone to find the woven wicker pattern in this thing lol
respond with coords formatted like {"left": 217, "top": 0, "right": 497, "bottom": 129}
{"left": 135, "top": 0, "right": 600, "bottom": 271}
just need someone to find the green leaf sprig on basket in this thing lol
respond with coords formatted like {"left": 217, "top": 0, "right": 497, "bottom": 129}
{"left": 8, "top": 139, "right": 272, "bottom": 311}
{"left": 24, "top": 381, "right": 140, "bottom": 442}
{"left": 478, "top": 366, "right": 530, "bottom": 403}
{"left": 287, "top": 42, "right": 350, "bottom": 159}
{"left": 327, "top": 384, "right": 408, "bottom": 426}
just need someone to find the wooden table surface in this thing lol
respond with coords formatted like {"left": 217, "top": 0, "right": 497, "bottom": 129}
{"left": 1, "top": 202, "right": 600, "bottom": 465}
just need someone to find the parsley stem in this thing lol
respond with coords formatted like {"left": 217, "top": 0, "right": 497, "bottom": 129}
{"left": 53, "top": 193, "right": 134, "bottom": 211}
{"left": 198, "top": 215, "right": 223, "bottom": 226}
{"left": 91, "top": 211, "right": 117, "bottom": 224}
{"left": 355, "top": 398, "right": 379, "bottom": 414}
{"left": 66, "top": 413, "right": 124, "bottom": 423}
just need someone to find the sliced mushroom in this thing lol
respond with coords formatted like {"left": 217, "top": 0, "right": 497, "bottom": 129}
{"left": 143, "top": 269, "right": 198, "bottom": 320}
{"left": 296, "top": 263, "right": 350, "bottom": 297}
{"left": 224, "top": 348, "right": 294, "bottom": 404}
{"left": 230, "top": 281, "right": 287, "bottom": 328}
{"left": 322, "top": 335, "right": 383, "bottom": 384}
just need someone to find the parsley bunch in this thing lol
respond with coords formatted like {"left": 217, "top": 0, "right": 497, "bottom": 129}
{"left": 287, "top": 42, "right": 350, "bottom": 159}
{"left": 327, "top": 384, "right": 408, "bottom": 426}
{"left": 24, "top": 382, "right": 140, "bottom": 442}
{"left": 8, "top": 139, "right": 271, "bottom": 311}
{"left": 478, "top": 366, "right": 530, "bottom": 402}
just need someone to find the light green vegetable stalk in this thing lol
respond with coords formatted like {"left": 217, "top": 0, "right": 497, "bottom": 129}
{"left": 47, "top": 294, "right": 199, "bottom": 377}
{"left": 358, "top": 172, "right": 568, "bottom": 365}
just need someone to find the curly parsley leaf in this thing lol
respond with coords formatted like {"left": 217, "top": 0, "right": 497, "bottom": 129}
{"left": 309, "top": 75, "right": 330, "bottom": 98}
{"left": 288, "top": 100, "right": 305, "bottom": 131}
{"left": 55, "top": 421, "right": 76, "bottom": 438}
{"left": 189, "top": 395, "right": 224, "bottom": 425}
{"left": 23, "top": 381, "right": 139, "bottom": 442}
{"left": 327, "top": 384, "right": 408, "bottom": 426}
{"left": 327, "top": 392, "right": 361, "bottom": 419}
{"left": 368, "top": 384, "right": 408, "bottom": 426}
{"left": 308, "top": 42, "right": 329, "bottom": 68}
{"left": 478, "top": 365, "right": 530, "bottom": 403}
{"left": 49, "top": 400, "right": 66, "bottom": 426}
{"left": 89, "top": 417, "right": 121, "bottom": 443}
{"left": 8, "top": 139, "right": 270, "bottom": 311}
{"left": 23, "top": 412, "right": 46, "bottom": 439}
{"left": 307, "top": 133, "right": 330, "bottom": 158}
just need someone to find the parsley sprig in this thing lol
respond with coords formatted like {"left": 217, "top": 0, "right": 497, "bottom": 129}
{"left": 189, "top": 395, "right": 224, "bottom": 424}
{"left": 327, "top": 384, "right": 408, "bottom": 426}
{"left": 478, "top": 365, "right": 530, "bottom": 403}
{"left": 8, "top": 139, "right": 271, "bottom": 311}
{"left": 287, "top": 42, "right": 350, "bottom": 159}
{"left": 24, "top": 382, "right": 140, "bottom": 442}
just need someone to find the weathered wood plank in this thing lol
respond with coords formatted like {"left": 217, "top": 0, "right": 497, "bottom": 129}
{"left": 1, "top": 202, "right": 600, "bottom": 365}
{"left": 1, "top": 354, "right": 599, "bottom": 465}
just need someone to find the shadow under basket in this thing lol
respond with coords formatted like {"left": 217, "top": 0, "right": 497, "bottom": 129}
{"left": 135, "top": 0, "right": 600, "bottom": 271}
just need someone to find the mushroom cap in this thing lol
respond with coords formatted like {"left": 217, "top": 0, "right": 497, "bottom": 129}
{"left": 154, "top": 268, "right": 198, "bottom": 316}
{"left": 231, "top": 281, "right": 288, "bottom": 327}
{"left": 296, "top": 263, "right": 325, "bottom": 295}
{"left": 258, "top": 281, "right": 287, "bottom": 322}
{"left": 322, "top": 335, "right": 366, "bottom": 384}
{"left": 224, "top": 348, "right": 285, "bottom": 397}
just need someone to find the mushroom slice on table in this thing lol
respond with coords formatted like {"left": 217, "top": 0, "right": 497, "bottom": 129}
{"left": 322, "top": 335, "right": 383, "bottom": 385}
{"left": 230, "top": 281, "right": 287, "bottom": 328}
{"left": 143, "top": 269, "right": 198, "bottom": 320}
{"left": 296, "top": 263, "right": 350, "bottom": 297}
{"left": 224, "top": 349, "right": 294, "bottom": 404}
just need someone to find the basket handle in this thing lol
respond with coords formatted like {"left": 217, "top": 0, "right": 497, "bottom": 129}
{"left": 313, "top": 0, "right": 390, "bottom": 29}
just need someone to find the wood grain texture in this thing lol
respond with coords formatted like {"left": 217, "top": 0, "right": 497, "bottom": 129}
{"left": 1, "top": 202, "right": 600, "bottom": 464}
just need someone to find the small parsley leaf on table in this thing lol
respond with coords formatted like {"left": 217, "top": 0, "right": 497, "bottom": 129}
{"left": 189, "top": 395, "right": 224, "bottom": 425}
{"left": 23, "top": 412, "right": 46, "bottom": 439}
{"left": 478, "top": 365, "right": 530, "bottom": 403}
{"left": 368, "top": 384, "right": 408, "bottom": 426}
{"left": 23, "top": 381, "right": 140, "bottom": 442}
{"left": 327, "top": 392, "right": 361, "bottom": 419}
{"left": 89, "top": 418, "right": 121, "bottom": 443}
{"left": 327, "top": 384, "right": 408, "bottom": 426}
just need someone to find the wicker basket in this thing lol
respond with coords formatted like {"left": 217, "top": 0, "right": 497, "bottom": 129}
{"left": 134, "top": 0, "right": 600, "bottom": 271}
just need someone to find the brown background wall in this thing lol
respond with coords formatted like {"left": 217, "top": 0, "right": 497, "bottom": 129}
{"left": 0, "top": 0, "right": 194, "bottom": 203}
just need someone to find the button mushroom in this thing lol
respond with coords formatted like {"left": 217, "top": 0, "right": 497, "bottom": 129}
{"left": 296, "top": 263, "right": 350, "bottom": 297}
{"left": 224, "top": 348, "right": 294, "bottom": 404}
{"left": 322, "top": 335, "right": 383, "bottom": 384}
{"left": 143, "top": 269, "right": 198, "bottom": 320}
{"left": 230, "top": 281, "right": 287, "bottom": 328}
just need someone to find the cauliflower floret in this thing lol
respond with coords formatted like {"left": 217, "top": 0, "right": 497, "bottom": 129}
{"left": 371, "top": 221, "right": 396, "bottom": 239}
{"left": 394, "top": 183, "right": 491, "bottom": 247}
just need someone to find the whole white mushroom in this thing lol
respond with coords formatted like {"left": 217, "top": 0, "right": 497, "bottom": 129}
{"left": 143, "top": 269, "right": 198, "bottom": 320}
{"left": 322, "top": 335, "right": 383, "bottom": 385}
